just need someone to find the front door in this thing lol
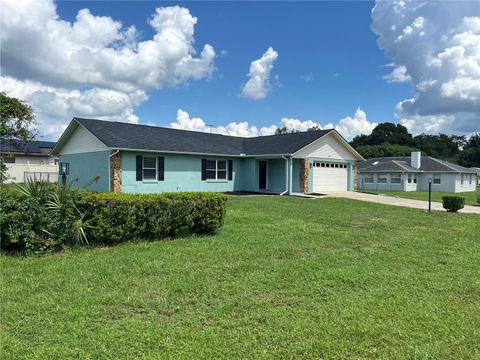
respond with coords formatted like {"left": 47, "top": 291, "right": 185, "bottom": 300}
{"left": 259, "top": 160, "right": 267, "bottom": 190}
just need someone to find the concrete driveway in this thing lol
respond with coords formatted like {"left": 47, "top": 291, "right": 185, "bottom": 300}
{"left": 323, "top": 191, "right": 480, "bottom": 214}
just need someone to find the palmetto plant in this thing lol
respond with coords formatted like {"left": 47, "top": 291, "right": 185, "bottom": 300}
{"left": 15, "top": 179, "right": 92, "bottom": 246}
{"left": 45, "top": 182, "right": 92, "bottom": 246}
{"left": 14, "top": 177, "right": 49, "bottom": 198}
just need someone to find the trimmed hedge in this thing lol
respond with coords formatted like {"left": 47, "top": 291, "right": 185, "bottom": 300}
{"left": 79, "top": 192, "right": 227, "bottom": 244}
{"left": 1, "top": 186, "right": 227, "bottom": 253}
{"left": 442, "top": 196, "right": 465, "bottom": 213}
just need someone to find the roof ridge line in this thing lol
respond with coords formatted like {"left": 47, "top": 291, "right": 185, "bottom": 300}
{"left": 428, "top": 156, "right": 459, "bottom": 172}
{"left": 74, "top": 117, "right": 334, "bottom": 143}
{"left": 391, "top": 159, "right": 418, "bottom": 171}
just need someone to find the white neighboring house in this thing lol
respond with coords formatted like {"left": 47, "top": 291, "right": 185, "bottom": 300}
{"left": 358, "top": 152, "right": 477, "bottom": 193}
{"left": 471, "top": 167, "right": 480, "bottom": 186}
{"left": 1, "top": 139, "right": 58, "bottom": 183}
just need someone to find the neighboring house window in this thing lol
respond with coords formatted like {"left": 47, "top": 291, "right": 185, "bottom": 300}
{"left": 364, "top": 175, "right": 374, "bottom": 183}
{"left": 433, "top": 174, "right": 441, "bottom": 184}
{"left": 391, "top": 174, "right": 401, "bottom": 184}
{"left": 461, "top": 174, "right": 464, "bottom": 185}
{"left": 2, "top": 157, "right": 15, "bottom": 163}
{"left": 54, "top": 159, "right": 59, "bottom": 165}
{"left": 469, "top": 174, "right": 473, "bottom": 185}
{"left": 59, "top": 162, "right": 69, "bottom": 175}
{"left": 377, "top": 175, "right": 388, "bottom": 184}
{"left": 143, "top": 157, "right": 157, "bottom": 180}
{"left": 407, "top": 174, "right": 417, "bottom": 184}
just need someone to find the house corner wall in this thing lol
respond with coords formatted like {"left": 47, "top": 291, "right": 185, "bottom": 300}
{"left": 110, "top": 151, "right": 122, "bottom": 193}
{"left": 354, "top": 160, "right": 358, "bottom": 191}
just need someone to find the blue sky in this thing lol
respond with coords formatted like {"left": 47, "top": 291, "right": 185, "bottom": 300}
{"left": 1, "top": 1, "right": 479, "bottom": 139}
{"left": 57, "top": 1, "right": 407, "bottom": 129}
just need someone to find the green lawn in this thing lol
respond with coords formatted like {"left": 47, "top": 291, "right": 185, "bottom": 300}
{"left": 2, "top": 196, "right": 480, "bottom": 359}
{"left": 360, "top": 189, "right": 480, "bottom": 206}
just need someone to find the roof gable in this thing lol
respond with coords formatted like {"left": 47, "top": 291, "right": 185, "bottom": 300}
{"left": 292, "top": 130, "right": 364, "bottom": 160}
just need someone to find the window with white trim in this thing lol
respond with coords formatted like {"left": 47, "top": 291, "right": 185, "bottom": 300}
{"left": 364, "top": 174, "right": 374, "bottom": 183}
{"left": 461, "top": 173, "right": 464, "bottom": 185}
{"left": 469, "top": 174, "right": 473, "bottom": 184}
{"left": 407, "top": 174, "right": 417, "bottom": 184}
{"left": 143, "top": 157, "right": 157, "bottom": 180}
{"left": 377, "top": 175, "right": 388, "bottom": 184}
{"left": 433, "top": 174, "right": 441, "bottom": 184}
{"left": 391, "top": 174, "right": 401, "bottom": 184}
{"left": 206, "top": 160, "right": 227, "bottom": 180}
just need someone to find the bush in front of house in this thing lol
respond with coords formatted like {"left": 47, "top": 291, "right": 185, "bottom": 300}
{"left": 442, "top": 196, "right": 465, "bottom": 213}
{"left": 0, "top": 182, "right": 228, "bottom": 254}
{"left": 79, "top": 192, "right": 227, "bottom": 244}
{"left": 0, "top": 180, "right": 95, "bottom": 253}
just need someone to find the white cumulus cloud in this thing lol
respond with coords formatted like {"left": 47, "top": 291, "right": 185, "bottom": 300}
{"left": 241, "top": 47, "right": 279, "bottom": 100}
{"left": 170, "top": 109, "right": 277, "bottom": 137}
{"left": 371, "top": 1, "right": 480, "bottom": 135}
{"left": 170, "top": 108, "right": 377, "bottom": 139}
{"left": 0, "top": 0, "right": 216, "bottom": 139}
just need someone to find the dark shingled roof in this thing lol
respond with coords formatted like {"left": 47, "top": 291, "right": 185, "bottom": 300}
{"left": 74, "top": 117, "right": 334, "bottom": 156}
{"left": 0, "top": 139, "right": 56, "bottom": 154}
{"left": 358, "top": 156, "right": 476, "bottom": 173}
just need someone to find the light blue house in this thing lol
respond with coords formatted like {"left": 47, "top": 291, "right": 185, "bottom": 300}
{"left": 51, "top": 118, "right": 364, "bottom": 194}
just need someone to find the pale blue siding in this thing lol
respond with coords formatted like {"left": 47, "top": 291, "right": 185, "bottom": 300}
{"left": 292, "top": 159, "right": 302, "bottom": 193}
{"left": 240, "top": 158, "right": 258, "bottom": 192}
{"left": 59, "top": 151, "right": 110, "bottom": 192}
{"left": 121, "top": 151, "right": 243, "bottom": 194}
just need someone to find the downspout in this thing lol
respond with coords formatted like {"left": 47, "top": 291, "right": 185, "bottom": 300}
{"left": 280, "top": 155, "right": 288, "bottom": 196}
{"left": 109, "top": 149, "right": 120, "bottom": 158}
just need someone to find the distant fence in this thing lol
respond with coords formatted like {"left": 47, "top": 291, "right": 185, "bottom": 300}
{"left": 5, "top": 164, "right": 58, "bottom": 183}
{"left": 24, "top": 171, "right": 58, "bottom": 183}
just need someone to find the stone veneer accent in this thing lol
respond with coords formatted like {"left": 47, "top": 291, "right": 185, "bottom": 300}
{"left": 110, "top": 151, "right": 122, "bottom": 193}
{"left": 299, "top": 159, "right": 309, "bottom": 194}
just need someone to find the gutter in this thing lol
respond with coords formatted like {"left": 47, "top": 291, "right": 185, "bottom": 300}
{"left": 280, "top": 155, "right": 289, "bottom": 196}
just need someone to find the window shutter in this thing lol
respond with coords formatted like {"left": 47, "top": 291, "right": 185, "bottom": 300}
{"left": 136, "top": 155, "right": 143, "bottom": 181}
{"left": 228, "top": 160, "right": 233, "bottom": 180}
{"left": 201, "top": 159, "right": 207, "bottom": 180}
{"left": 157, "top": 156, "right": 164, "bottom": 181}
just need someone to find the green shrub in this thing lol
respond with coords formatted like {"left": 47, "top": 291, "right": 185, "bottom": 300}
{"left": 1, "top": 182, "right": 227, "bottom": 254}
{"left": 442, "top": 196, "right": 465, "bottom": 212}
{"left": 80, "top": 192, "right": 227, "bottom": 244}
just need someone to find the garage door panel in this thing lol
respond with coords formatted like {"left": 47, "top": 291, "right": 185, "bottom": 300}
{"left": 312, "top": 161, "right": 348, "bottom": 192}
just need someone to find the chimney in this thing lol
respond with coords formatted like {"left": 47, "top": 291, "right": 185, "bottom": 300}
{"left": 411, "top": 151, "right": 421, "bottom": 169}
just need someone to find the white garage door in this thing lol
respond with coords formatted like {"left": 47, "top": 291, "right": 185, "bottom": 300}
{"left": 312, "top": 161, "right": 348, "bottom": 192}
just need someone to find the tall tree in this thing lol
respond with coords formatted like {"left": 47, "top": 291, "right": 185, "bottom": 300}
{"left": 350, "top": 134, "right": 369, "bottom": 148}
{"left": 413, "top": 134, "right": 460, "bottom": 160}
{"left": 355, "top": 143, "right": 416, "bottom": 159}
{"left": 464, "top": 133, "right": 480, "bottom": 150}
{"left": 0, "top": 92, "right": 37, "bottom": 182}
{"left": 368, "top": 123, "right": 413, "bottom": 146}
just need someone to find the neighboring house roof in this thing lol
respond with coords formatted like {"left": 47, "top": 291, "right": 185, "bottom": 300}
{"left": 358, "top": 156, "right": 476, "bottom": 173}
{"left": 52, "top": 117, "right": 363, "bottom": 159}
{"left": 471, "top": 167, "right": 480, "bottom": 175}
{"left": 0, "top": 139, "right": 56, "bottom": 154}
